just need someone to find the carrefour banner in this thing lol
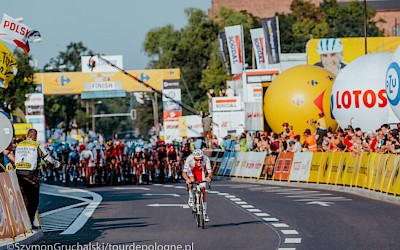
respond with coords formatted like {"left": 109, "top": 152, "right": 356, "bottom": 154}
{"left": 225, "top": 25, "right": 245, "bottom": 74}
{"left": 241, "top": 151, "right": 267, "bottom": 178}
{"left": 34, "top": 68, "right": 180, "bottom": 95}
{"left": 261, "top": 17, "right": 280, "bottom": 64}
{"left": 250, "top": 28, "right": 268, "bottom": 70}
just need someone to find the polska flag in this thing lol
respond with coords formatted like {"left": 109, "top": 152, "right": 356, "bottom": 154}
{"left": 0, "top": 13, "right": 41, "bottom": 53}
{"left": 224, "top": 25, "right": 245, "bottom": 75}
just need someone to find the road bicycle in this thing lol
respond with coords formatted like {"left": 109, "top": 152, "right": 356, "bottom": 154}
{"left": 189, "top": 180, "right": 211, "bottom": 229}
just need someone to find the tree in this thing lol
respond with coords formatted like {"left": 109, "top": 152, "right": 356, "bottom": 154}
{"left": 0, "top": 48, "right": 35, "bottom": 110}
{"left": 44, "top": 42, "right": 94, "bottom": 132}
{"left": 278, "top": 0, "right": 384, "bottom": 53}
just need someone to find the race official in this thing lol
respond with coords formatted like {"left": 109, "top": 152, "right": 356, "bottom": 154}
{"left": 15, "top": 129, "right": 60, "bottom": 226}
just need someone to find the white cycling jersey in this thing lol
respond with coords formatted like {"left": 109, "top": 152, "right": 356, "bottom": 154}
{"left": 183, "top": 154, "right": 212, "bottom": 184}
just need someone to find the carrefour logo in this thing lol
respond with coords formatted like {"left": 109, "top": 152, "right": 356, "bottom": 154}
{"left": 386, "top": 62, "right": 400, "bottom": 106}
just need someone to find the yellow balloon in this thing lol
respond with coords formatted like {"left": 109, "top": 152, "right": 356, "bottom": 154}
{"left": 263, "top": 65, "right": 337, "bottom": 136}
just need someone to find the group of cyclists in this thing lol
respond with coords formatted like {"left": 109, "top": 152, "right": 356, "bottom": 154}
{"left": 42, "top": 137, "right": 213, "bottom": 222}
{"left": 41, "top": 139, "right": 193, "bottom": 187}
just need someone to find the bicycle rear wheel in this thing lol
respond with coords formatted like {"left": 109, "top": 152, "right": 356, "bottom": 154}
{"left": 195, "top": 194, "right": 201, "bottom": 227}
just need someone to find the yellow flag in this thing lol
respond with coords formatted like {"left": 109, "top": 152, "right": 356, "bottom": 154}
{"left": 0, "top": 40, "right": 18, "bottom": 89}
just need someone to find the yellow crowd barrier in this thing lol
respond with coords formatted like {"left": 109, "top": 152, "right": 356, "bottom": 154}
{"left": 207, "top": 150, "right": 400, "bottom": 196}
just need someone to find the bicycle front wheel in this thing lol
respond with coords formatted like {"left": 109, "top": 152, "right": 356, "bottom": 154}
{"left": 198, "top": 193, "right": 205, "bottom": 229}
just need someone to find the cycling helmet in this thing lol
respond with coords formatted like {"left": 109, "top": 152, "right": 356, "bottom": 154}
{"left": 317, "top": 38, "right": 343, "bottom": 55}
{"left": 193, "top": 149, "right": 203, "bottom": 158}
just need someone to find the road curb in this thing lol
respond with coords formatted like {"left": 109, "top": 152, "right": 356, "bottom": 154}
{"left": 0, "top": 229, "right": 44, "bottom": 250}
{"left": 215, "top": 176, "right": 400, "bottom": 205}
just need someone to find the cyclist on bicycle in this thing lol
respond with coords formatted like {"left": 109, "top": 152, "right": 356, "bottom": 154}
{"left": 166, "top": 143, "right": 179, "bottom": 179}
{"left": 182, "top": 149, "right": 212, "bottom": 222}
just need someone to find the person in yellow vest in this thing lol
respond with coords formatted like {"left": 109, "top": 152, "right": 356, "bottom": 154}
{"left": 303, "top": 129, "right": 317, "bottom": 152}
{"left": 15, "top": 129, "right": 60, "bottom": 227}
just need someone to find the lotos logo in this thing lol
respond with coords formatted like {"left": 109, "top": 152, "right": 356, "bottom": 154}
{"left": 334, "top": 89, "right": 387, "bottom": 109}
{"left": 385, "top": 62, "right": 400, "bottom": 106}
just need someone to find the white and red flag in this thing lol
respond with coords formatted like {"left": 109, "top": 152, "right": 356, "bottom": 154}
{"left": 0, "top": 13, "right": 41, "bottom": 53}
{"left": 224, "top": 25, "right": 245, "bottom": 74}
{"left": 250, "top": 28, "right": 269, "bottom": 70}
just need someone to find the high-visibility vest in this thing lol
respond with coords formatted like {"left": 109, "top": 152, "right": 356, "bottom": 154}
{"left": 15, "top": 139, "right": 40, "bottom": 171}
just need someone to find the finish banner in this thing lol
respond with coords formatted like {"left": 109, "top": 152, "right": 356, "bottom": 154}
{"left": 225, "top": 25, "right": 245, "bottom": 74}
{"left": 218, "top": 32, "right": 231, "bottom": 75}
{"left": 250, "top": 28, "right": 268, "bottom": 69}
{"left": 261, "top": 17, "right": 280, "bottom": 64}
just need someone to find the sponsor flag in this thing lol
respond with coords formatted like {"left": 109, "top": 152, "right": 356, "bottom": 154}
{"left": 224, "top": 25, "right": 245, "bottom": 74}
{"left": 0, "top": 40, "right": 17, "bottom": 89}
{"left": 0, "top": 14, "right": 41, "bottom": 53}
{"left": 218, "top": 32, "right": 231, "bottom": 74}
{"left": 250, "top": 28, "right": 268, "bottom": 69}
{"left": 261, "top": 17, "right": 280, "bottom": 64}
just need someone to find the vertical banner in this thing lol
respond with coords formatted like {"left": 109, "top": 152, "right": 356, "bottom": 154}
{"left": 250, "top": 28, "right": 268, "bottom": 69}
{"left": 218, "top": 32, "right": 231, "bottom": 75}
{"left": 244, "top": 102, "right": 263, "bottom": 131}
{"left": 225, "top": 25, "right": 245, "bottom": 74}
{"left": 261, "top": 17, "right": 280, "bottom": 64}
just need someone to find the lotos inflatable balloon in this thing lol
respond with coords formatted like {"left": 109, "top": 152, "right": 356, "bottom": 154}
{"left": 386, "top": 46, "right": 400, "bottom": 122}
{"left": 332, "top": 53, "right": 398, "bottom": 131}
{"left": 264, "top": 65, "right": 337, "bottom": 136}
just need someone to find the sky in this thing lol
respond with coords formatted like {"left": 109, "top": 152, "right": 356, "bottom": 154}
{"left": 1, "top": 0, "right": 212, "bottom": 70}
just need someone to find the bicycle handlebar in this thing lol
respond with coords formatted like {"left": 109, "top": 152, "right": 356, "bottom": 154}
{"left": 186, "top": 180, "right": 211, "bottom": 190}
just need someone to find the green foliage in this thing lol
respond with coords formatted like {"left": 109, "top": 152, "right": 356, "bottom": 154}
{"left": 279, "top": 0, "right": 385, "bottom": 53}
{"left": 0, "top": 49, "right": 35, "bottom": 110}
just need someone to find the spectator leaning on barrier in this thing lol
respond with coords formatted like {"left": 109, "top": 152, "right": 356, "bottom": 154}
{"left": 303, "top": 129, "right": 317, "bottom": 152}
{"left": 289, "top": 135, "right": 303, "bottom": 153}
{"left": 15, "top": 129, "right": 61, "bottom": 227}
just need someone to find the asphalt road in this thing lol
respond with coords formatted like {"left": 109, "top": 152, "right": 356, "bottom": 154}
{"left": 38, "top": 179, "right": 400, "bottom": 250}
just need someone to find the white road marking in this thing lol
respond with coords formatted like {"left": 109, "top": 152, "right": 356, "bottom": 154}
{"left": 281, "top": 230, "right": 299, "bottom": 235}
{"left": 235, "top": 201, "right": 247, "bottom": 205}
{"left": 248, "top": 187, "right": 269, "bottom": 191}
{"left": 263, "top": 218, "right": 279, "bottom": 222}
{"left": 147, "top": 203, "right": 189, "bottom": 208}
{"left": 272, "top": 223, "right": 289, "bottom": 228}
{"left": 230, "top": 198, "right": 242, "bottom": 201}
{"left": 207, "top": 191, "right": 220, "bottom": 194}
{"left": 241, "top": 205, "right": 254, "bottom": 208}
{"left": 142, "top": 193, "right": 180, "bottom": 197}
{"left": 306, "top": 201, "right": 334, "bottom": 207}
{"left": 278, "top": 248, "right": 296, "bottom": 250}
{"left": 294, "top": 197, "right": 351, "bottom": 202}
{"left": 174, "top": 186, "right": 186, "bottom": 189}
{"left": 284, "top": 238, "right": 302, "bottom": 244}
{"left": 247, "top": 209, "right": 261, "bottom": 212}
{"left": 286, "top": 193, "right": 333, "bottom": 198}
{"left": 218, "top": 192, "right": 230, "bottom": 195}
{"left": 225, "top": 195, "right": 237, "bottom": 198}
{"left": 113, "top": 187, "right": 150, "bottom": 190}
{"left": 230, "top": 184, "right": 260, "bottom": 188}
{"left": 254, "top": 213, "right": 270, "bottom": 217}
